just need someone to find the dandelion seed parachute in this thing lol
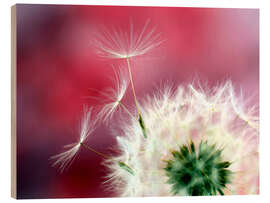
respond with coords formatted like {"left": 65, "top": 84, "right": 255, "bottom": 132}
{"left": 103, "top": 81, "right": 259, "bottom": 196}
{"left": 93, "top": 19, "right": 164, "bottom": 59}
{"left": 97, "top": 66, "right": 130, "bottom": 122}
{"left": 50, "top": 106, "right": 95, "bottom": 172}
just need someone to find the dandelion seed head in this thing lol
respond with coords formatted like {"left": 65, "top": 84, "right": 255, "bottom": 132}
{"left": 104, "top": 81, "right": 259, "bottom": 196}
{"left": 93, "top": 19, "right": 164, "bottom": 59}
{"left": 50, "top": 106, "right": 95, "bottom": 172}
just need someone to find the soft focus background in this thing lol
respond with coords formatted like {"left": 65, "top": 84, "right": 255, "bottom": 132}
{"left": 16, "top": 4, "right": 259, "bottom": 199}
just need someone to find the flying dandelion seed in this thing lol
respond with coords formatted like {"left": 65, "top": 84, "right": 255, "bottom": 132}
{"left": 97, "top": 66, "right": 131, "bottom": 123}
{"left": 93, "top": 19, "right": 164, "bottom": 59}
{"left": 92, "top": 19, "right": 164, "bottom": 139}
{"left": 103, "top": 81, "right": 259, "bottom": 196}
{"left": 50, "top": 106, "right": 95, "bottom": 172}
{"left": 51, "top": 105, "right": 135, "bottom": 175}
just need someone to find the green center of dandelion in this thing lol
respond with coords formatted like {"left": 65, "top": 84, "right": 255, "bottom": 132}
{"left": 164, "top": 141, "right": 232, "bottom": 196}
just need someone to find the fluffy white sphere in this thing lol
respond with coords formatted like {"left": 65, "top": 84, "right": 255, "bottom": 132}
{"left": 104, "top": 81, "right": 259, "bottom": 196}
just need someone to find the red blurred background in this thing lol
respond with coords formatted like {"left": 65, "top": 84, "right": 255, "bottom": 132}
{"left": 16, "top": 4, "right": 259, "bottom": 198}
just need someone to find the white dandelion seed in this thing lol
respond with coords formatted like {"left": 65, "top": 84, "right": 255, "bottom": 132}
{"left": 50, "top": 106, "right": 95, "bottom": 172}
{"left": 93, "top": 19, "right": 164, "bottom": 59}
{"left": 92, "top": 19, "right": 164, "bottom": 135}
{"left": 229, "top": 86, "right": 259, "bottom": 130}
{"left": 104, "top": 81, "right": 259, "bottom": 196}
{"left": 97, "top": 66, "right": 131, "bottom": 122}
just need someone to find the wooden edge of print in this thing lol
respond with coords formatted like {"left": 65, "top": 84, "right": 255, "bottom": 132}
{"left": 11, "top": 4, "right": 17, "bottom": 199}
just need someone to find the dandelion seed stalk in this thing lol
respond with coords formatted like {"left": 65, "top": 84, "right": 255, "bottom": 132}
{"left": 80, "top": 142, "right": 110, "bottom": 159}
{"left": 118, "top": 101, "right": 137, "bottom": 120}
{"left": 126, "top": 57, "right": 140, "bottom": 116}
{"left": 80, "top": 142, "right": 134, "bottom": 175}
{"left": 126, "top": 56, "right": 147, "bottom": 138}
